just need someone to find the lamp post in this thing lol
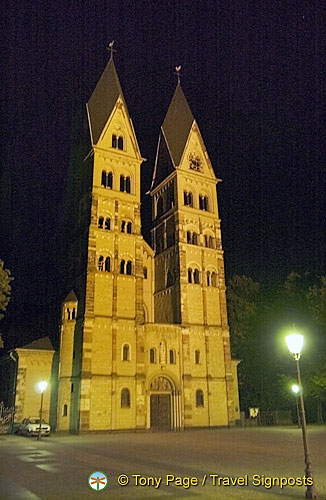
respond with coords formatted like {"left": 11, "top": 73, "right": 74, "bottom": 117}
{"left": 37, "top": 381, "right": 47, "bottom": 441}
{"left": 291, "top": 384, "right": 301, "bottom": 428}
{"left": 285, "top": 332, "right": 317, "bottom": 499}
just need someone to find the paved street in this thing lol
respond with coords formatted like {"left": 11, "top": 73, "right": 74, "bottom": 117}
{"left": 0, "top": 426, "right": 325, "bottom": 500}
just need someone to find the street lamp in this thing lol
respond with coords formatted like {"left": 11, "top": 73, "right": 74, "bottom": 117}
{"left": 285, "top": 332, "right": 317, "bottom": 499}
{"left": 291, "top": 384, "right": 300, "bottom": 428}
{"left": 36, "top": 380, "right": 48, "bottom": 441}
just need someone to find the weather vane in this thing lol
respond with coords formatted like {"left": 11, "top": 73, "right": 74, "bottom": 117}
{"left": 107, "top": 40, "right": 116, "bottom": 60}
{"left": 175, "top": 65, "right": 182, "bottom": 84}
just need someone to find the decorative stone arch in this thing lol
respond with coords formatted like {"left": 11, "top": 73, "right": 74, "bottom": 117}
{"left": 147, "top": 374, "right": 182, "bottom": 431}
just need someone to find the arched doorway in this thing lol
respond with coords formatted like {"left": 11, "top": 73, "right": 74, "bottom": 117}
{"left": 149, "top": 376, "right": 173, "bottom": 431}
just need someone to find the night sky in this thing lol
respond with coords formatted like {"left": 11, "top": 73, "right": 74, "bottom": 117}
{"left": 0, "top": 1, "right": 325, "bottom": 348}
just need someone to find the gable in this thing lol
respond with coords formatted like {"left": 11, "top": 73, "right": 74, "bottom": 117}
{"left": 178, "top": 123, "right": 217, "bottom": 181}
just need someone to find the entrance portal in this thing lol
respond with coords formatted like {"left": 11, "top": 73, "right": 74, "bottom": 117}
{"left": 149, "top": 376, "right": 173, "bottom": 431}
{"left": 150, "top": 394, "right": 171, "bottom": 431}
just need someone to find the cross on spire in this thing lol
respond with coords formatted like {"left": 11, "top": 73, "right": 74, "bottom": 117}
{"left": 175, "top": 65, "right": 182, "bottom": 84}
{"left": 107, "top": 40, "right": 116, "bottom": 60}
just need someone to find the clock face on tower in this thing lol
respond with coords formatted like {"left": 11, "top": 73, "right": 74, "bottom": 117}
{"left": 188, "top": 153, "right": 202, "bottom": 172}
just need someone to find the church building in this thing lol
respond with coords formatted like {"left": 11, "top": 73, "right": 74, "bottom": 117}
{"left": 56, "top": 55, "right": 240, "bottom": 433}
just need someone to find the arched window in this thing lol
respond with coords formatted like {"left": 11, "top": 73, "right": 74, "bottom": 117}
{"left": 143, "top": 267, "right": 148, "bottom": 279}
{"left": 188, "top": 268, "right": 192, "bottom": 283}
{"left": 98, "top": 217, "right": 104, "bottom": 229}
{"left": 105, "top": 257, "right": 111, "bottom": 272}
{"left": 187, "top": 231, "right": 191, "bottom": 243}
{"left": 98, "top": 256, "right": 104, "bottom": 271}
{"left": 196, "top": 389, "right": 204, "bottom": 407}
{"left": 121, "top": 221, "right": 126, "bottom": 232}
{"left": 120, "top": 175, "right": 124, "bottom": 192}
{"left": 120, "top": 260, "right": 125, "bottom": 274}
{"left": 71, "top": 308, "right": 76, "bottom": 320}
{"left": 192, "top": 233, "right": 198, "bottom": 245}
{"left": 101, "top": 171, "right": 106, "bottom": 187}
{"left": 118, "top": 136, "right": 124, "bottom": 150}
{"left": 112, "top": 134, "right": 117, "bottom": 148}
{"left": 105, "top": 218, "right": 111, "bottom": 230}
{"left": 194, "top": 269, "right": 200, "bottom": 284}
{"left": 120, "top": 175, "right": 131, "bottom": 193}
{"left": 107, "top": 172, "right": 113, "bottom": 189}
{"left": 121, "top": 388, "right": 130, "bottom": 408}
{"left": 122, "top": 343, "right": 130, "bottom": 361}
{"left": 127, "top": 222, "right": 132, "bottom": 234}
{"left": 126, "top": 261, "right": 132, "bottom": 275}
{"left": 195, "top": 350, "right": 200, "bottom": 364}
{"left": 157, "top": 196, "right": 163, "bottom": 217}
{"left": 63, "top": 404, "right": 68, "bottom": 417}
{"left": 149, "top": 348, "right": 156, "bottom": 363}
{"left": 169, "top": 349, "right": 176, "bottom": 364}
{"left": 199, "top": 195, "right": 209, "bottom": 211}
{"left": 207, "top": 271, "right": 211, "bottom": 286}
{"left": 184, "top": 191, "right": 193, "bottom": 207}
{"left": 211, "top": 272, "right": 217, "bottom": 287}
{"left": 126, "top": 176, "right": 131, "bottom": 193}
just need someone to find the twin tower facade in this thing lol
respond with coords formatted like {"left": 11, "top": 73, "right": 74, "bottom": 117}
{"left": 57, "top": 58, "right": 239, "bottom": 433}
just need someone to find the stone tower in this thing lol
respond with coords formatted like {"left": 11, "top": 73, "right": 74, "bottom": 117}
{"left": 150, "top": 82, "right": 228, "bottom": 329}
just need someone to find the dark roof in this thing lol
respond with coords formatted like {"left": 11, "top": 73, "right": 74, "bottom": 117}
{"left": 150, "top": 133, "right": 175, "bottom": 191}
{"left": 18, "top": 336, "right": 54, "bottom": 351}
{"left": 86, "top": 58, "right": 126, "bottom": 145}
{"left": 161, "top": 83, "right": 194, "bottom": 167}
{"left": 64, "top": 290, "right": 78, "bottom": 302}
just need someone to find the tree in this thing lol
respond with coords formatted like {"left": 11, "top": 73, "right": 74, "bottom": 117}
{"left": 0, "top": 260, "right": 12, "bottom": 348}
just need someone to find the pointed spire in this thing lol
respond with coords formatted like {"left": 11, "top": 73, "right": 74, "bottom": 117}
{"left": 86, "top": 46, "right": 126, "bottom": 146}
{"left": 161, "top": 73, "right": 195, "bottom": 167}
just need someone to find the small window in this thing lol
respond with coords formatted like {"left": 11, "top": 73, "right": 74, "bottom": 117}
{"left": 149, "top": 348, "right": 156, "bottom": 363}
{"left": 63, "top": 404, "right": 68, "bottom": 417}
{"left": 107, "top": 172, "right": 113, "bottom": 189}
{"left": 187, "top": 231, "right": 191, "bottom": 243}
{"left": 199, "top": 195, "right": 209, "bottom": 211}
{"left": 126, "top": 261, "right": 132, "bottom": 275}
{"left": 120, "top": 175, "right": 125, "bottom": 192}
{"left": 127, "top": 222, "right": 132, "bottom": 234}
{"left": 211, "top": 272, "right": 217, "bottom": 287}
{"left": 195, "top": 350, "right": 200, "bottom": 364}
{"left": 105, "top": 218, "right": 111, "bottom": 230}
{"left": 71, "top": 308, "right": 76, "bottom": 319}
{"left": 169, "top": 349, "right": 176, "bottom": 364}
{"left": 121, "top": 388, "right": 130, "bottom": 408}
{"left": 122, "top": 344, "right": 130, "bottom": 361}
{"left": 98, "top": 256, "right": 104, "bottom": 271}
{"left": 98, "top": 217, "right": 104, "bottom": 229}
{"left": 188, "top": 268, "right": 192, "bottom": 283}
{"left": 121, "top": 221, "right": 126, "bottom": 232}
{"left": 184, "top": 191, "right": 193, "bottom": 207}
{"left": 192, "top": 233, "right": 198, "bottom": 245}
{"left": 101, "top": 170, "right": 107, "bottom": 187}
{"left": 120, "top": 260, "right": 125, "bottom": 274}
{"left": 71, "top": 383, "right": 74, "bottom": 393}
{"left": 207, "top": 271, "right": 211, "bottom": 286}
{"left": 143, "top": 267, "right": 148, "bottom": 279}
{"left": 194, "top": 269, "right": 200, "bottom": 284}
{"left": 118, "top": 136, "right": 124, "bottom": 150}
{"left": 196, "top": 389, "right": 204, "bottom": 407}
{"left": 126, "top": 176, "right": 131, "bottom": 193}
{"left": 112, "top": 134, "right": 117, "bottom": 148}
{"left": 105, "top": 257, "right": 111, "bottom": 272}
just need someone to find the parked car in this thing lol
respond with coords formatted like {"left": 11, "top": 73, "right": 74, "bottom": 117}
{"left": 19, "top": 418, "right": 51, "bottom": 437}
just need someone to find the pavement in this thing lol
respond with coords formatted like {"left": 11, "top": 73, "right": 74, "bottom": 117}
{"left": 0, "top": 426, "right": 325, "bottom": 500}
